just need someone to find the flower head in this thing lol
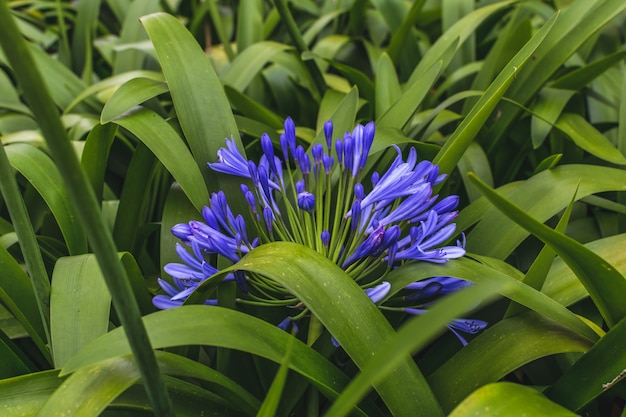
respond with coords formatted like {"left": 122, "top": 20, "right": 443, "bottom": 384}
{"left": 155, "top": 118, "right": 484, "bottom": 346}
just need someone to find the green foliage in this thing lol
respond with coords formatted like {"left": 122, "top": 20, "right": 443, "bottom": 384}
{"left": 0, "top": 0, "right": 625, "bottom": 416}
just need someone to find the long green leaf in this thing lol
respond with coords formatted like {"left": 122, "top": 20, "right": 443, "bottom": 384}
{"left": 323, "top": 282, "right": 505, "bottom": 417}
{"left": 227, "top": 242, "right": 444, "bottom": 416}
{"left": 433, "top": 11, "right": 557, "bottom": 176}
{"left": 61, "top": 306, "right": 377, "bottom": 417}
{"left": 221, "top": 41, "right": 292, "bottom": 91}
{"left": 429, "top": 312, "right": 592, "bottom": 412}
{"left": 385, "top": 258, "right": 597, "bottom": 342}
{"left": 100, "top": 77, "right": 168, "bottom": 123}
{"left": 141, "top": 12, "right": 243, "bottom": 198}
{"left": 112, "top": 108, "right": 209, "bottom": 211}
{"left": 469, "top": 173, "right": 626, "bottom": 327}
{"left": 449, "top": 382, "right": 578, "bottom": 417}
{"left": 5, "top": 143, "right": 87, "bottom": 255}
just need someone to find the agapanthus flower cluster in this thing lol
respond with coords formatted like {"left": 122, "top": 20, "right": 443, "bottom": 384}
{"left": 153, "top": 117, "right": 487, "bottom": 346}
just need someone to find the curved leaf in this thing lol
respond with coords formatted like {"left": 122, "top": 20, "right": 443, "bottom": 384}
{"left": 449, "top": 382, "right": 577, "bottom": 417}
{"left": 100, "top": 77, "right": 168, "bottom": 123}
{"left": 5, "top": 143, "right": 87, "bottom": 255}
{"left": 61, "top": 306, "right": 378, "bottom": 417}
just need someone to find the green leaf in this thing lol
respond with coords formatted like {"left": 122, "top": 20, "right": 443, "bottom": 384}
{"left": 462, "top": 165, "right": 626, "bottom": 260}
{"left": 236, "top": 0, "right": 264, "bottom": 53}
{"left": 112, "top": 109, "right": 209, "bottom": 211}
{"left": 80, "top": 123, "right": 117, "bottom": 201}
{"left": 546, "top": 315, "right": 626, "bottom": 411}
{"left": 469, "top": 173, "right": 626, "bottom": 328}
{"left": 5, "top": 143, "right": 87, "bottom": 255}
{"left": 222, "top": 42, "right": 292, "bottom": 92}
{"left": 429, "top": 312, "right": 592, "bottom": 412}
{"left": 433, "top": 11, "right": 557, "bottom": 176}
{"left": 554, "top": 113, "right": 626, "bottom": 165}
{"left": 141, "top": 12, "right": 243, "bottom": 193}
{"left": 550, "top": 48, "right": 626, "bottom": 90}
{"left": 100, "top": 77, "right": 168, "bottom": 123}
{"left": 377, "top": 61, "right": 441, "bottom": 129}
{"left": 375, "top": 53, "right": 402, "bottom": 118}
{"left": 449, "top": 382, "right": 578, "bottom": 417}
{"left": 224, "top": 242, "right": 444, "bottom": 417}
{"left": 61, "top": 306, "right": 375, "bottom": 417}
{"left": 406, "top": 1, "right": 515, "bottom": 88}
{"left": 50, "top": 255, "right": 112, "bottom": 368}
{"left": 323, "top": 282, "right": 505, "bottom": 417}
{"left": 385, "top": 258, "right": 597, "bottom": 342}
{"left": 256, "top": 334, "right": 295, "bottom": 417}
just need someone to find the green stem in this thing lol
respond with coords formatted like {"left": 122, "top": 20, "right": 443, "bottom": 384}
{"left": 0, "top": 3, "right": 175, "bottom": 416}
{"left": 273, "top": 0, "right": 326, "bottom": 97}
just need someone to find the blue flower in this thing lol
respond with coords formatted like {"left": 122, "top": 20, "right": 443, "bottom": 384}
{"left": 405, "top": 308, "right": 487, "bottom": 346}
{"left": 155, "top": 117, "right": 486, "bottom": 347}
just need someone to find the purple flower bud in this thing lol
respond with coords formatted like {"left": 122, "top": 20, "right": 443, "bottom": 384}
{"left": 371, "top": 171, "right": 380, "bottom": 187}
{"left": 343, "top": 135, "right": 353, "bottom": 174}
{"left": 244, "top": 191, "right": 257, "bottom": 214}
{"left": 335, "top": 139, "right": 343, "bottom": 165}
{"left": 298, "top": 191, "right": 315, "bottom": 212}
{"left": 247, "top": 160, "right": 258, "bottom": 187}
{"left": 284, "top": 117, "right": 296, "bottom": 157}
{"left": 354, "top": 183, "right": 365, "bottom": 201}
{"left": 261, "top": 133, "right": 279, "bottom": 176}
{"left": 322, "top": 154, "right": 333, "bottom": 173}
{"left": 295, "top": 179, "right": 305, "bottom": 194}
{"left": 321, "top": 230, "right": 330, "bottom": 247}
{"left": 278, "top": 316, "right": 299, "bottom": 334}
{"left": 312, "top": 144, "right": 324, "bottom": 165}
{"left": 171, "top": 223, "right": 192, "bottom": 240}
{"left": 361, "top": 122, "right": 375, "bottom": 169}
{"left": 324, "top": 120, "right": 333, "bottom": 150}
{"left": 240, "top": 184, "right": 249, "bottom": 195}
{"left": 296, "top": 146, "right": 311, "bottom": 175}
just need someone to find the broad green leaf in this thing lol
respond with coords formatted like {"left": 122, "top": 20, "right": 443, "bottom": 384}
{"left": 429, "top": 312, "right": 592, "bottom": 412}
{"left": 377, "top": 61, "right": 441, "bottom": 129}
{"left": 0, "top": 329, "right": 34, "bottom": 378}
{"left": 0, "top": 370, "right": 61, "bottom": 416}
{"left": 323, "top": 282, "right": 505, "bottom": 417}
{"left": 70, "top": 0, "right": 101, "bottom": 77}
{"left": 5, "top": 143, "right": 87, "bottom": 255}
{"left": 554, "top": 113, "right": 626, "bottom": 165}
{"left": 463, "top": 165, "right": 626, "bottom": 259}
{"left": 224, "top": 85, "right": 284, "bottom": 130}
{"left": 112, "top": 108, "right": 209, "bottom": 211}
{"left": 469, "top": 173, "right": 626, "bottom": 328}
{"left": 141, "top": 12, "right": 243, "bottom": 196}
{"left": 50, "top": 255, "right": 111, "bottom": 368}
{"left": 375, "top": 53, "right": 403, "bottom": 119}
{"left": 223, "top": 242, "right": 444, "bottom": 417}
{"left": 311, "top": 86, "right": 359, "bottom": 149}
{"left": 385, "top": 258, "right": 597, "bottom": 342}
{"left": 51, "top": 252, "right": 154, "bottom": 369}
{"left": 449, "top": 382, "right": 577, "bottom": 417}
{"left": 532, "top": 153, "right": 562, "bottom": 174}
{"left": 62, "top": 306, "right": 376, "bottom": 417}
{"left": 100, "top": 77, "right": 168, "bottom": 123}
{"left": 433, "top": 12, "right": 557, "bottom": 176}
{"left": 543, "top": 234, "right": 626, "bottom": 307}
{"left": 546, "top": 315, "right": 626, "bottom": 411}
{"left": 221, "top": 42, "right": 292, "bottom": 92}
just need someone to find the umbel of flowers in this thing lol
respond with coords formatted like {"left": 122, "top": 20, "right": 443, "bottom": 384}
{"left": 154, "top": 118, "right": 486, "bottom": 345}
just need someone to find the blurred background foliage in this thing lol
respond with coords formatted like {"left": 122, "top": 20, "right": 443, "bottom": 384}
{"left": 0, "top": 0, "right": 626, "bottom": 416}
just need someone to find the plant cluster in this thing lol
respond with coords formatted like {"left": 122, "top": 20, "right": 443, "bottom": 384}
{"left": 0, "top": 1, "right": 625, "bottom": 416}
